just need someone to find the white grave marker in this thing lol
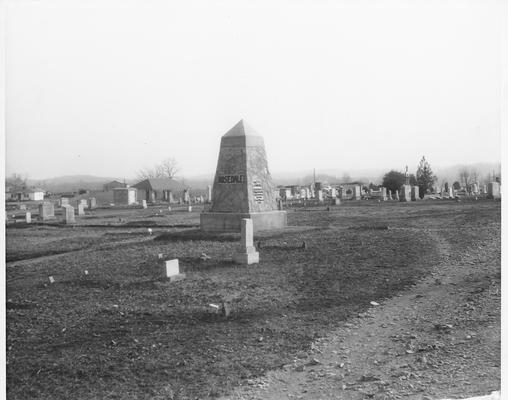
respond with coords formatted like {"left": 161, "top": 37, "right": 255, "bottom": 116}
{"left": 164, "top": 259, "right": 185, "bottom": 281}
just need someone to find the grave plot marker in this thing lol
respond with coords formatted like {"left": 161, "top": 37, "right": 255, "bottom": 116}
{"left": 233, "top": 218, "right": 259, "bottom": 265}
{"left": 164, "top": 259, "right": 186, "bottom": 282}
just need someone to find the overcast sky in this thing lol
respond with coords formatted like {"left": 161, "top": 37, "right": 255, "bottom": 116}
{"left": 4, "top": 0, "right": 506, "bottom": 180}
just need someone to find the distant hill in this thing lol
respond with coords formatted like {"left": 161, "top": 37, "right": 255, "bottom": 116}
{"left": 28, "top": 175, "right": 125, "bottom": 193}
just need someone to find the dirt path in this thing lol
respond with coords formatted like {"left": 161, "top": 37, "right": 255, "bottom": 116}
{"left": 221, "top": 225, "right": 501, "bottom": 400}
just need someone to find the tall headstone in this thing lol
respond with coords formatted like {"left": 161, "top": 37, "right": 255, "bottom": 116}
{"left": 62, "top": 205, "right": 75, "bottom": 224}
{"left": 88, "top": 197, "right": 97, "bottom": 209}
{"left": 381, "top": 187, "right": 387, "bottom": 201}
{"left": 38, "top": 202, "right": 55, "bottom": 221}
{"left": 449, "top": 187, "right": 454, "bottom": 198}
{"left": 25, "top": 212, "right": 31, "bottom": 223}
{"left": 184, "top": 190, "right": 190, "bottom": 204}
{"left": 353, "top": 185, "right": 361, "bottom": 200}
{"left": 411, "top": 186, "right": 419, "bottom": 201}
{"left": 200, "top": 120, "right": 287, "bottom": 232}
{"left": 76, "top": 204, "right": 85, "bottom": 216}
{"left": 233, "top": 218, "right": 259, "bottom": 264}
{"left": 487, "top": 182, "right": 501, "bottom": 199}
{"left": 399, "top": 185, "right": 411, "bottom": 202}
{"left": 395, "top": 190, "right": 400, "bottom": 201}
{"left": 317, "top": 190, "right": 323, "bottom": 202}
{"left": 388, "top": 190, "right": 393, "bottom": 200}
{"left": 142, "top": 199, "right": 147, "bottom": 209}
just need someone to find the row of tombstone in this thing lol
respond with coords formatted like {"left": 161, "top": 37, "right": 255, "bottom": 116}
{"left": 35, "top": 199, "right": 96, "bottom": 223}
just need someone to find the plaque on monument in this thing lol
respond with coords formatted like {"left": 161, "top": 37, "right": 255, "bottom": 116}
{"left": 200, "top": 120, "right": 287, "bottom": 232}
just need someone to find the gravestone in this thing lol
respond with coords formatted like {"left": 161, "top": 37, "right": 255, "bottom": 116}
{"left": 60, "top": 197, "right": 70, "bottom": 207}
{"left": 188, "top": 205, "right": 192, "bottom": 212}
{"left": 38, "top": 202, "right": 55, "bottom": 220}
{"left": 25, "top": 212, "right": 31, "bottom": 223}
{"left": 207, "top": 185, "right": 212, "bottom": 203}
{"left": 487, "top": 182, "right": 501, "bottom": 199}
{"left": 76, "top": 204, "right": 85, "bottom": 216}
{"left": 353, "top": 185, "right": 361, "bottom": 200}
{"left": 88, "top": 197, "right": 97, "bottom": 209}
{"left": 142, "top": 200, "right": 147, "bottom": 209}
{"left": 449, "top": 187, "right": 454, "bottom": 198}
{"left": 233, "top": 218, "right": 259, "bottom": 264}
{"left": 199, "top": 195, "right": 204, "bottom": 203}
{"left": 200, "top": 120, "right": 287, "bottom": 232}
{"left": 330, "top": 188, "right": 337, "bottom": 198}
{"left": 395, "top": 190, "right": 400, "bottom": 200}
{"left": 62, "top": 205, "right": 75, "bottom": 224}
{"left": 399, "top": 185, "right": 411, "bottom": 202}
{"left": 184, "top": 190, "right": 190, "bottom": 204}
{"left": 381, "top": 187, "right": 387, "bottom": 201}
{"left": 164, "top": 259, "right": 185, "bottom": 281}
{"left": 388, "top": 190, "right": 392, "bottom": 200}
{"left": 79, "top": 199, "right": 88, "bottom": 209}
{"left": 317, "top": 190, "right": 323, "bottom": 202}
{"left": 411, "top": 186, "right": 419, "bottom": 201}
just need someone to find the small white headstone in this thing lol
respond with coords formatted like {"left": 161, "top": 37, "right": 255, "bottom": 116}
{"left": 49, "top": 276, "right": 55, "bottom": 284}
{"left": 142, "top": 199, "right": 147, "bottom": 209}
{"left": 84, "top": 270, "right": 89, "bottom": 275}
{"left": 165, "top": 259, "right": 180, "bottom": 277}
{"left": 168, "top": 206, "right": 172, "bottom": 211}
{"left": 25, "top": 212, "right": 31, "bottom": 223}
{"left": 188, "top": 206, "right": 192, "bottom": 212}
{"left": 158, "top": 253, "right": 163, "bottom": 260}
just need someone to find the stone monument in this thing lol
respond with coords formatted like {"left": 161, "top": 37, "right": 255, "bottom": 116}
{"left": 62, "top": 205, "right": 75, "bottom": 224}
{"left": 487, "top": 182, "right": 501, "bottom": 199}
{"left": 200, "top": 120, "right": 287, "bottom": 232}
{"left": 399, "top": 166, "right": 411, "bottom": 202}
{"left": 411, "top": 186, "right": 419, "bottom": 201}
{"left": 352, "top": 185, "right": 361, "bottom": 200}
{"left": 88, "top": 197, "right": 97, "bottom": 209}
{"left": 38, "top": 202, "right": 55, "bottom": 221}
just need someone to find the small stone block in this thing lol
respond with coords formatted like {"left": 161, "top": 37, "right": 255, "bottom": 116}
{"left": 49, "top": 276, "right": 55, "bottom": 284}
{"left": 158, "top": 253, "right": 163, "bottom": 260}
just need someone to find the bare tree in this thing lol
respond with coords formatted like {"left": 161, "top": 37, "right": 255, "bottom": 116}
{"left": 158, "top": 157, "right": 180, "bottom": 179}
{"left": 137, "top": 158, "right": 180, "bottom": 180}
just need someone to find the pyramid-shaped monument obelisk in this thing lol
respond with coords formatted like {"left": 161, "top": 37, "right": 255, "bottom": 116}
{"left": 200, "top": 120, "right": 287, "bottom": 232}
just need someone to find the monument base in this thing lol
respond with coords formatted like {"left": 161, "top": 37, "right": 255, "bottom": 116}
{"left": 200, "top": 210, "right": 287, "bottom": 233}
{"left": 233, "top": 248, "right": 259, "bottom": 265}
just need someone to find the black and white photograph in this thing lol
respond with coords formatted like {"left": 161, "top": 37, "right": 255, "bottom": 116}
{"left": 1, "top": 0, "right": 505, "bottom": 399}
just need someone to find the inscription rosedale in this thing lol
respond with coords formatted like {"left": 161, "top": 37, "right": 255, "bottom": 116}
{"left": 218, "top": 175, "right": 246, "bottom": 184}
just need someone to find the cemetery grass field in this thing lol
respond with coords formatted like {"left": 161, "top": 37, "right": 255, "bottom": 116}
{"left": 5, "top": 200, "right": 501, "bottom": 400}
